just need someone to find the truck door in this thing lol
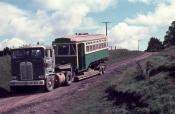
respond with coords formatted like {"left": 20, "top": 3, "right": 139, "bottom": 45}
{"left": 45, "top": 49, "right": 54, "bottom": 74}
{"left": 78, "top": 43, "right": 85, "bottom": 71}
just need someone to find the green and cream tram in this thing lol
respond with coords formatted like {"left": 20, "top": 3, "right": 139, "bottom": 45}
{"left": 53, "top": 33, "right": 108, "bottom": 79}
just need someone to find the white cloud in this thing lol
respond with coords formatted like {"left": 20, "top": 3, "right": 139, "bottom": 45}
{"left": 0, "top": 38, "right": 26, "bottom": 50}
{"left": 128, "top": 0, "right": 171, "bottom": 4}
{"left": 35, "top": 0, "right": 114, "bottom": 12}
{"left": 33, "top": 0, "right": 116, "bottom": 35}
{"left": 126, "top": 0, "right": 175, "bottom": 27}
{"left": 108, "top": 23, "right": 150, "bottom": 50}
{"left": 128, "top": 0, "right": 150, "bottom": 4}
{"left": 106, "top": 0, "right": 175, "bottom": 50}
{"left": 0, "top": 0, "right": 115, "bottom": 49}
{"left": 0, "top": 2, "right": 53, "bottom": 42}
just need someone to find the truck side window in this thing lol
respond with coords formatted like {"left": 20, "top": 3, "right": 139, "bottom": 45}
{"left": 45, "top": 49, "right": 49, "bottom": 57}
{"left": 50, "top": 50, "right": 53, "bottom": 57}
{"left": 45, "top": 49, "right": 53, "bottom": 58}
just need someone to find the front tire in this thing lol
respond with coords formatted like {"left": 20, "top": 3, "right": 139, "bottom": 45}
{"left": 64, "top": 71, "right": 73, "bottom": 86}
{"left": 10, "top": 86, "right": 18, "bottom": 93}
{"left": 45, "top": 76, "right": 55, "bottom": 92}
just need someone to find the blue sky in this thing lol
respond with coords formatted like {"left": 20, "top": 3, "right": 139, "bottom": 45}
{"left": 0, "top": 0, "right": 174, "bottom": 50}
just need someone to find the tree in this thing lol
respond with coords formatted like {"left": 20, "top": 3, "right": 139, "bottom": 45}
{"left": 146, "top": 37, "right": 163, "bottom": 52}
{"left": 3, "top": 47, "right": 11, "bottom": 55}
{"left": 163, "top": 21, "right": 175, "bottom": 47}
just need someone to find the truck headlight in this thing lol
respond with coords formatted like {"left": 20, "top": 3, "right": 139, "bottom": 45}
{"left": 38, "top": 75, "right": 45, "bottom": 79}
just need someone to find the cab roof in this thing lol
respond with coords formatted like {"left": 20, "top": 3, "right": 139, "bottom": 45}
{"left": 12, "top": 45, "right": 52, "bottom": 50}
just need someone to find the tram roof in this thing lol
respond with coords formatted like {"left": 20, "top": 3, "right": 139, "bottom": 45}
{"left": 54, "top": 34, "right": 107, "bottom": 43}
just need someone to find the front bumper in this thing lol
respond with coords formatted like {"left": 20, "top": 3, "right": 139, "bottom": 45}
{"left": 10, "top": 80, "right": 45, "bottom": 86}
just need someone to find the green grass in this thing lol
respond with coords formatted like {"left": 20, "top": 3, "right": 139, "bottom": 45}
{"left": 60, "top": 47, "right": 175, "bottom": 114}
{"left": 107, "top": 49, "right": 143, "bottom": 65}
{"left": 0, "top": 56, "right": 11, "bottom": 91}
{"left": 106, "top": 47, "right": 175, "bottom": 114}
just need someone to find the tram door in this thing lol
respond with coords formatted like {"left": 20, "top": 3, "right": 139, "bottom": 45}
{"left": 78, "top": 43, "right": 85, "bottom": 70}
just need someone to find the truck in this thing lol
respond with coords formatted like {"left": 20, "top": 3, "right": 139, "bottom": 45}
{"left": 9, "top": 33, "right": 108, "bottom": 92}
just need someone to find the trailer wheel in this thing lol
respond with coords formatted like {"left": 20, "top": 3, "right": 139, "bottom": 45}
{"left": 99, "top": 66, "right": 106, "bottom": 75}
{"left": 65, "top": 71, "right": 72, "bottom": 86}
{"left": 45, "top": 76, "right": 55, "bottom": 92}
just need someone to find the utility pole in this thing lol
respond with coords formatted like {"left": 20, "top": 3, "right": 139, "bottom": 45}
{"left": 138, "top": 40, "right": 140, "bottom": 51}
{"left": 102, "top": 22, "right": 111, "bottom": 36}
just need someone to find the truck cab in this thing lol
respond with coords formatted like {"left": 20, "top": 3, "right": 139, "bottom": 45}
{"left": 10, "top": 45, "right": 55, "bottom": 92}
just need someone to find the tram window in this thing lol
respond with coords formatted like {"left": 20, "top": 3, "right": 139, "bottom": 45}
{"left": 90, "top": 45, "right": 92, "bottom": 51}
{"left": 99, "top": 43, "right": 102, "bottom": 48}
{"left": 57, "top": 44, "right": 76, "bottom": 55}
{"left": 104, "top": 43, "right": 106, "bottom": 48}
{"left": 96, "top": 44, "right": 98, "bottom": 49}
{"left": 57, "top": 44, "right": 69, "bottom": 55}
{"left": 86, "top": 46, "right": 89, "bottom": 52}
{"left": 70, "top": 44, "right": 76, "bottom": 55}
{"left": 98, "top": 44, "right": 100, "bottom": 49}
{"left": 93, "top": 45, "right": 95, "bottom": 50}
{"left": 103, "top": 43, "right": 105, "bottom": 48}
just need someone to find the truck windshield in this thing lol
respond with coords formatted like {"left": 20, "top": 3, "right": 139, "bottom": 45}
{"left": 12, "top": 48, "right": 44, "bottom": 59}
{"left": 57, "top": 44, "right": 76, "bottom": 55}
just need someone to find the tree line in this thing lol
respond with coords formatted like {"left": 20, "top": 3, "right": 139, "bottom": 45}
{"left": 146, "top": 21, "right": 175, "bottom": 52}
{"left": 0, "top": 47, "right": 11, "bottom": 56}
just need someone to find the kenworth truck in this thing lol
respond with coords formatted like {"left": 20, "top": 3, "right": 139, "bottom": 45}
{"left": 10, "top": 33, "right": 108, "bottom": 92}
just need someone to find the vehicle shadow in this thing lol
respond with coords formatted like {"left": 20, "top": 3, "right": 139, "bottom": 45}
{"left": 0, "top": 87, "right": 10, "bottom": 98}
{"left": 0, "top": 86, "right": 44, "bottom": 99}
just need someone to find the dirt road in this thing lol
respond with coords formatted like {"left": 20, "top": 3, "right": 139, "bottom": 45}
{"left": 0, "top": 52, "right": 155, "bottom": 114}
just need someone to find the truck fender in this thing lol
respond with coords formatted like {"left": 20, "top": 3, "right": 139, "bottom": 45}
{"left": 54, "top": 72, "right": 66, "bottom": 87}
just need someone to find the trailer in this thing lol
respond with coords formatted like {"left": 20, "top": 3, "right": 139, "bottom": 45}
{"left": 9, "top": 33, "right": 108, "bottom": 92}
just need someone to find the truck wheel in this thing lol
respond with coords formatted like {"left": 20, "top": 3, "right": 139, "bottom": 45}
{"left": 10, "top": 86, "right": 18, "bottom": 93}
{"left": 99, "top": 66, "right": 105, "bottom": 75}
{"left": 65, "top": 71, "right": 72, "bottom": 86}
{"left": 45, "top": 76, "right": 55, "bottom": 92}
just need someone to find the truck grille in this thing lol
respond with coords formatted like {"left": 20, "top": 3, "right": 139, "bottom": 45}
{"left": 20, "top": 62, "right": 33, "bottom": 81}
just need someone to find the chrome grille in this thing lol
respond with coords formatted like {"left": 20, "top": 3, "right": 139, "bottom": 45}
{"left": 20, "top": 62, "right": 33, "bottom": 80}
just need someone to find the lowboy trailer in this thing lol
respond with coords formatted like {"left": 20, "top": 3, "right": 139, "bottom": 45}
{"left": 10, "top": 33, "right": 108, "bottom": 92}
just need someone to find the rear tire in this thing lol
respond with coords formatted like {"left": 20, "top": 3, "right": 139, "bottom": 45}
{"left": 45, "top": 76, "right": 55, "bottom": 92}
{"left": 64, "top": 71, "right": 73, "bottom": 86}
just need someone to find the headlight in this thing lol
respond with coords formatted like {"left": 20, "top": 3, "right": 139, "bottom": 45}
{"left": 12, "top": 76, "right": 17, "bottom": 80}
{"left": 38, "top": 75, "right": 45, "bottom": 79}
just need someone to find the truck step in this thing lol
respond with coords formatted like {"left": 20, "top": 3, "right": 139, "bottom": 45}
{"left": 75, "top": 70, "right": 100, "bottom": 81}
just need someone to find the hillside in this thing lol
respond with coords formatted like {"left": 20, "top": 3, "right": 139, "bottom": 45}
{"left": 108, "top": 49, "right": 142, "bottom": 65}
{"left": 53, "top": 47, "right": 175, "bottom": 114}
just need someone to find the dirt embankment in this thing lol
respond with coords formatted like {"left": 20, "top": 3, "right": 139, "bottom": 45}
{"left": 0, "top": 52, "right": 155, "bottom": 114}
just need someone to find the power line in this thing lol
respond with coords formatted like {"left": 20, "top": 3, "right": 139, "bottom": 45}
{"left": 102, "top": 22, "right": 111, "bottom": 36}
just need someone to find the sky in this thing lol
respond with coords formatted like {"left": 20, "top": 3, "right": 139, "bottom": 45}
{"left": 0, "top": 0, "right": 175, "bottom": 50}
